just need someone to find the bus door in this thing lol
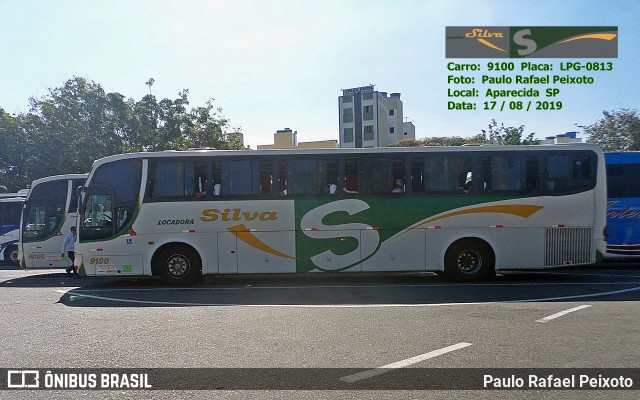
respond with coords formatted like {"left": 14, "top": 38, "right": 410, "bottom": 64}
{"left": 217, "top": 232, "right": 238, "bottom": 274}
{"left": 217, "top": 230, "right": 296, "bottom": 274}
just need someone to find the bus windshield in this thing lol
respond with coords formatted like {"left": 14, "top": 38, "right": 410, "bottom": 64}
{"left": 20, "top": 174, "right": 88, "bottom": 269}
{"left": 22, "top": 179, "right": 68, "bottom": 242}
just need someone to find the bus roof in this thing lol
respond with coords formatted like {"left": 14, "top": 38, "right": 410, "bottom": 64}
{"left": 28, "top": 173, "right": 89, "bottom": 188}
{"left": 88, "top": 143, "right": 603, "bottom": 170}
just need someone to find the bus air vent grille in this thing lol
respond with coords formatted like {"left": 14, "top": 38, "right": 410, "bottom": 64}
{"left": 545, "top": 227, "right": 594, "bottom": 267}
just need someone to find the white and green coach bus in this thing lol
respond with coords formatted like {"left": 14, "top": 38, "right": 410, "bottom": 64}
{"left": 75, "top": 144, "right": 606, "bottom": 284}
{"left": 20, "top": 174, "right": 88, "bottom": 268}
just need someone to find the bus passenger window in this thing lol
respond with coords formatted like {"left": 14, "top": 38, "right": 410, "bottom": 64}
{"left": 278, "top": 160, "right": 287, "bottom": 197}
{"left": 116, "top": 206, "right": 132, "bottom": 229}
{"left": 410, "top": 159, "right": 425, "bottom": 192}
{"left": 392, "top": 158, "right": 405, "bottom": 194}
{"left": 344, "top": 158, "right": 359, "bottom": 193}
{"left": 426, "top": 156, "right": 471, "bottom": 192}
{"left": 368, "top": 159, "right": 392, "bottom": 195}
{"left": 260, "top": 161, "right": 272, "bottom": 196}
{"left": 525, "top": 157, "right": 538, "bottom": 191}
{"left": 326, "top": 160, "right": 338, "bottom": 195}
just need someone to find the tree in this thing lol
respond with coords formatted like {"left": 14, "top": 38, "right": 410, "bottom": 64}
{"left": 183, "top": 99, "right": 243, "bottom": 150}
{"left": 480, "top": 119, "right": 538, "bottom": 145}
{"left": 0, "top": 109, "right": 29, "bottom": 190}
{"left": 0, "top": 76, "right": 242, "bottom": 190}
{"left": 583, "top": 108, "right": 640, "bottom": 151}
{"left": 25, "top": 77, "right": 126, "bottom": 178}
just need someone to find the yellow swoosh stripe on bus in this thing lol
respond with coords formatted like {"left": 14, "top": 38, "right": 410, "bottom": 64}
{"left": 227, "top": 224, "right": 297, "bottom": 260}
{"left": 402, "top": 204, "right": 544, "bottom": 235}
{"left": 558, "top": 33, "right": 617, "bottom": 44}
{"left": 477, "top": 38, "right": 507, "bottom": 52}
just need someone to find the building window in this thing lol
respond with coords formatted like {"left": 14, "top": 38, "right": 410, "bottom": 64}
{"left": 363, "top": 105, "right": 374, "bottom": 121}
{"left": 343, "top": 95, "right": 353, "bottom": 103}
{"left": 389, "top": 109, "right": 395, "bottom": 116}
{"left": 344, "top": 128, "right": 354, "bottom": 143}
{"left": 389, "top": 127, "right": 395, "bottom": 134}
{"left": 343, "top": 108, "right": 353, "bottom": 123}
{"left": 363, "top": 125, "right": 374, "bottom": 141}
{"left": 404, "top": 131, "right": 408, "bottom": 136}
{"left": 362, "top": 92, "right": 373, "bottom": 100}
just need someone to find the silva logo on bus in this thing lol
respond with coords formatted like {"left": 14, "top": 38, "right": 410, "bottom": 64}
{"left": 607, "top": 200, "right": 640, "bottom": 219}
{"left": 300, "top": 199, "right": 379, "bottom": 271}
{"left": 200, "top": 208, "right": 278, "bottom": 222}
{"left": 446, "top": 26, "right": 618, "bottom": 58}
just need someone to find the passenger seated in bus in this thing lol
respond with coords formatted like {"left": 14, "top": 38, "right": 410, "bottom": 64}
{"left": 392, "top": 179, "right": 404, "bottom": 194}
{"left": 460, "top": 172, "right": 472, "bottom": 194}
{"left": 213, "top": 183, "right": 221, "bottom": 196}
{"left": 461, "top": 180, "right": 472, "bottom": 194}
{"left": 327, "top": 184, "right": 337, "bottom": 195}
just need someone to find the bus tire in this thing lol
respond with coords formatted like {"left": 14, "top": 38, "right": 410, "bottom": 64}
{"left": 444, "top": 239, "right": 495, "bottom": 281}
{"left": 4, "top": 245, "right": 19, "bottom": 265}
{"left": 155, "top": 245, "right": 202, "bottom": 285}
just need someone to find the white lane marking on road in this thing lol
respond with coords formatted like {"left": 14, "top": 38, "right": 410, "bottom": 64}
{"left": 340, "top": 342, "right": 472, "bottom": 383}
{"left": 536, "top": 304, "right": 592, "bottom": 323}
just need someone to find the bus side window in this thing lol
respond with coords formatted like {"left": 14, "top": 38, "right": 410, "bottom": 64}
{"left": 326, "top": 160, "right": 339, "bottom": 195}
{"left": 260, "top": 161, "right": 272, "bottom": 196}
{"left": 116, "top": 206, "right": 132, "bottom": 229}
{"left": 212, "top": 161, "right": 222, "bottom": 198}
{"left": 368, "top": 158, "right": 392, "bottom": 195}
{"left": 344, "top": 158, "right": 359, "bottom": 194}
{"left": 410, "top": 158, "right": 425, "bottom": 193}
{"left": 278, "top": 160, "right": 288, "bottom": 197}
{"left": 525, "top": 157, "right": 538, "bottom": 191}
{"left": 392, "top": 158, "right": 405, "bottom": 194}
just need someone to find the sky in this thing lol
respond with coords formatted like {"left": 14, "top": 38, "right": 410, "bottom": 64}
{"left": 1, "top": 0, "right": 638, "bottom": 148}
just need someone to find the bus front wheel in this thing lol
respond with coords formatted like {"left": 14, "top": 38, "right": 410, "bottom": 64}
{"left": 155, "top": 245, "right": 202, "bottom": 285}
{"left": 444, "top": 239, "right": 495, "bottom": 281}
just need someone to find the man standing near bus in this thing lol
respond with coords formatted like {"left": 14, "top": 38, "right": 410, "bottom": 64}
{"left": 61, "top": 226, "right": 78, "bottom": 277}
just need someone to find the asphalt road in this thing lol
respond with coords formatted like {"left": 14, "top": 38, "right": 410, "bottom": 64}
{"left": 0, "top": 264, "right": 638, "bottom": 399}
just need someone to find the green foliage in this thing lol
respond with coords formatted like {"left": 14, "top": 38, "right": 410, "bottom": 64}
{"left": 480, "top": 119, "right": 538, "bottom": 145}
{"left": 388, "top": 120, "right": 537, "bottom": 148}
{"left": 389, "top": 137, "right": 475, "bottom": 147}
{"left": 0, "top": 77, "right": 243, "bottom": 191}
{"left": 583, "top": 108, "right": 640, "bottom": 151}
{"left": 0, "top": 108, "right": 29, "bottom": 191}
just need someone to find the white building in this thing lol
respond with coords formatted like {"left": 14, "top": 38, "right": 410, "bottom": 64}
{"left": 338, "top": 85, "right": 415, "bottom": 148}
{"left": 540, "top": 132, "right": 582, "bottom": 144}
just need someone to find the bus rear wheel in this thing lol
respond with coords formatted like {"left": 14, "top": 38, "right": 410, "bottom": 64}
{"left": 3, "top": 245, "right": 19, "bottom": 265}
{"left": 444, "top": 239, "right": 495, "bottom": 281}
{"left": 155, "top": 245, "right": 202, "bottom": 285}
